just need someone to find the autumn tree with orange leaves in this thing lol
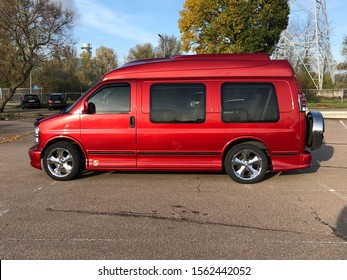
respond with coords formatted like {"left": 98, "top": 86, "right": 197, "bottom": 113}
{"left": 178, "top": 0, "right": 289, "bottom": 55}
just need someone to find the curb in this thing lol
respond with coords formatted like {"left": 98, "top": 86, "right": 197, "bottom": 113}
{"left": 320, "top": 111, "right": 347, "bottom": 119}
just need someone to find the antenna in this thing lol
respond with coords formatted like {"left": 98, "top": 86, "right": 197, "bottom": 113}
{"left": 273, "top": 0, "right": 335, "bottom": 89}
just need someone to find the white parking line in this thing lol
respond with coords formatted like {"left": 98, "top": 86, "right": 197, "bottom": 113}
{"left": 340, "top": 120, "right": 347, "bottom": 130}
{"left": 0, "top": 209, "right": 9, "bottom": 217}
{"left": 304, "top": 174, "right": 347, "bottom": 202}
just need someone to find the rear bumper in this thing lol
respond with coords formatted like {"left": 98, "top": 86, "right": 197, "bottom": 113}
{"left": 272, "top": 151, "right": 312, "bottom": 171}
{"left": 28, "top": 145, "right": 42, "bottom": 170}
{"left": 22, "top": 102, "right": 41, "bottom": 108}
{"left": 48, "top": 103, "right": 67, "bottom": 109}
{"left": 299, "top": 151, "right": 312, "bottom": 169}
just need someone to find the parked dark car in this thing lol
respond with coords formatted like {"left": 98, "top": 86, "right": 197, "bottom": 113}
{"left": 20, "top": 94, "right": 41, "bottom": 109}
{"left": 47, "top": 93, "right": 67, "bottom": 110}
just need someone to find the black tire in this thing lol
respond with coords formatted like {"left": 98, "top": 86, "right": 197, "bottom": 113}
{"left": 224, "top": 144, "right": 268, "bottom": 184}
{"left": 43, "top": 141, "right": 82, "bottom": 181}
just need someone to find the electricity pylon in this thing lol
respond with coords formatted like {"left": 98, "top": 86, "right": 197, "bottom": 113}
{"left": 273, "top": 0, "right": 335, "bottom": 89}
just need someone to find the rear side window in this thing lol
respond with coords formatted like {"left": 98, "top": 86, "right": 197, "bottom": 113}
{"left": 221, "top": 83, "right": 279, "bottom": 123}
{"left": 150, "top": 83, "right": 206, "bottom": 123}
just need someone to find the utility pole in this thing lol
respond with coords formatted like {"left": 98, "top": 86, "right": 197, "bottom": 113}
{"left": 158, "top": 34, "right": 166, "bottom": 58}
{"left": 273, "top": 0, "right": 335, "bottom": 89}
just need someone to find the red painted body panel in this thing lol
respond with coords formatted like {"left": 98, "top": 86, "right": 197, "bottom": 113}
{"left": 28, "top": 54, "right": 312, "bottom": 175}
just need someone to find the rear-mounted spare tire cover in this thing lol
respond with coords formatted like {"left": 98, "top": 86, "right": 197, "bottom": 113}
{"left": 306, "top": 111, "right": 325, "bottom": 150}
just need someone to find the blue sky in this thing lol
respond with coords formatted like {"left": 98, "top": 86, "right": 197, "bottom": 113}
{"left": 73, "top": 0, "right": 185, "bottom": 63}
{"left": 73, "top": 0, "right": 346, "bottom": 64}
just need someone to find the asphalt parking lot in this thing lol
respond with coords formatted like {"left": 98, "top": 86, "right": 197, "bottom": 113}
{"left": 0, "top": 116, "right": 346, "bottom": 259}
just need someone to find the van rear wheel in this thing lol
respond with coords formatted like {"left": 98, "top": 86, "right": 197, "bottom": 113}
{"left": 43, "top": 142, "right": 82, "bottom": 181}
{"left": 225, "top": 144, "right": 268, "bottom": 184}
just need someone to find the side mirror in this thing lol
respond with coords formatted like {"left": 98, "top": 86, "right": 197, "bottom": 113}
{"left": 89, "top": 102, "right": 96, "bottom": 114}
{"left": 82, "top": 101, "right": 96, "bottom": 114}
{"left": 82, "top": 100, "right": 89, "bottom": 114}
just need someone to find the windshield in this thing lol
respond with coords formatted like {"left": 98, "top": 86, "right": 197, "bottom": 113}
{"left": 24, "top": 95, "right": 39, "bottom": 99}
{"left": 49, "top": 95, "right": 64, "bottom": 100}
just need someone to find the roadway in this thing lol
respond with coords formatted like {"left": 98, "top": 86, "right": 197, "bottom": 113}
{"left": 0, "top": 116, "right": 346, "bottom": 259}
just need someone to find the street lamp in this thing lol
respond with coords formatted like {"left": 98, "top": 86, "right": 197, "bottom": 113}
{"left": 30, "top": 70, "right": 32, "bottom": 95}
{"left": 158, "top": 34, "right": 166, "bottom": 58}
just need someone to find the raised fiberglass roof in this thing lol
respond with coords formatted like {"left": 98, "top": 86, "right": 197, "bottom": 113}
{"left": 102, "top": 53, "right": 294, "bottom": 81}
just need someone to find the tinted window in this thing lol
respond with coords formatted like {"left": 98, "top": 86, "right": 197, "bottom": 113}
{"left": 88, "top": 84, "right": 130, "bottom": 113}
{"left": 150, "top": 83, "right": 206, "bottom": 123}
{"left": 221, "top": 83, "right": 279, "bottom": 123}
{"left": 49, "top": 94, "right": 65, "bottom": 101}
{"left": 24, "top": 95, "right": 39, "bottom": 100}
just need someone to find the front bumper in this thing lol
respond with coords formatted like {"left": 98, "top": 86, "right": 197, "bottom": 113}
{"left": 29, "top": 145, "right": 42, "bottom": 170}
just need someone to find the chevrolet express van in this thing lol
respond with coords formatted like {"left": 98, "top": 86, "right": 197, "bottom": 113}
{"left": 29, "top": 53, "right": 324, "bottom": 184}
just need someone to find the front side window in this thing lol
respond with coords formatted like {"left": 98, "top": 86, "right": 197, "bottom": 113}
{"left": 88, "top": 84, "right": 130, "bottom": 113}
{"left": 221, "top": 83, "right": 279, "bottom": 123}
{"left": 150, "top": 83, "right": 206, "bottom": 123}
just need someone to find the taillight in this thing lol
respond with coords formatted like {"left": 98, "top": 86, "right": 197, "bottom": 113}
{"left": 298, "top": 93, "right": 307, "bottom": 112}
{"left": 48, "top": 100, "right": 52, "bottom": 103}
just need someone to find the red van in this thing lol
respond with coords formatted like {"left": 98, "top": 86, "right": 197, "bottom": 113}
{"left": 28, "top": 54, "right": 324, "bottom": 184}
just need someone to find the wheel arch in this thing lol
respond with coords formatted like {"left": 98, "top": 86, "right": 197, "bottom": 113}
{"left": 41, "top": 137, "right": 86, "bottom": 169}
{"left": 222, "top": 138, "right": 272, "bottom": 171}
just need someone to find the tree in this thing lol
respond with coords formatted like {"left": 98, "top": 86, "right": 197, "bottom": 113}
{"left": 94, "top": 46, "right": 118, "bottom": 78}
{"left": 337, "top": 36, "right": 347, "bottom": 71}
{"left": 0, "top": 0, "right": 74, "bottom": 112}
{"left": 127, "top": 43, "right": 155, "bottom": 62}
{"left": 178, "top": 0, "right": 289, "bottom": 55}
{"left": 78, "top": 51, "right": 97, "bottom": 92}
{"left": 35, "top": 46, "right": 80, "bottom": 93}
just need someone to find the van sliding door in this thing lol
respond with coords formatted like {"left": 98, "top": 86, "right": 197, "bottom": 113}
{"left": 137, "top": 82, "right": 221, "bottom": 171}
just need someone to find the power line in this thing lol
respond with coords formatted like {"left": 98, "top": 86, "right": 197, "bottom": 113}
{"left": 273, "top": 0, "right": 335, "bottom": 89}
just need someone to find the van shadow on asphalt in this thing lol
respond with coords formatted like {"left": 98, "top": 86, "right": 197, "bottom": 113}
{"left": 280, "top": 143, "right": 334, "bottom": 176}
{"left": 336, "top": 206, "right": 347, "bottom": 241}
{"left": 308, "top": 143, "right": 335, "bottom": 172}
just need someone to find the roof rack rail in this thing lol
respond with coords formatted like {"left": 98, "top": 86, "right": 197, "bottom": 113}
{"left": 172, "top": 53, "right": 270, "bottom": 61}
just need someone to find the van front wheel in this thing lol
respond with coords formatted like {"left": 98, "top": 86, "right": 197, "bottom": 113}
{"left": 225, "top": 144, "right": 268, "bottom": 184}
{"left": 43, "top": 142, "right": 82, "bottom": 181}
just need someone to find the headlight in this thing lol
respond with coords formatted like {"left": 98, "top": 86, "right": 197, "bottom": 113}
{"left": 34, "top": 126, "right": 40, "bottom": 145}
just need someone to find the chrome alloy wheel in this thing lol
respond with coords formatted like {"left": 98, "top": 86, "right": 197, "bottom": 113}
{"left": 226, "top": 143, "right": 268, "bottom": 183}
{"left": 229, "top": 148, "right": 265, "bottom": 182}
{"left": 46, "top": 147, "right": 74, "bottom": 178}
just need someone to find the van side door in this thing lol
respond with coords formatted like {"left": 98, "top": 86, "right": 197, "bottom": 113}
{"left": 137, "top": 81, "right": 221, "bottom": 171}
{"left": 80, "top": 82, "right": 136, "bottom": 169}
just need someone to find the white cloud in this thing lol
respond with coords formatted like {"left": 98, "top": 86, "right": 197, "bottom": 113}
{"left": 75, "top": 0, "right": 157, "bottom": 44}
